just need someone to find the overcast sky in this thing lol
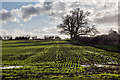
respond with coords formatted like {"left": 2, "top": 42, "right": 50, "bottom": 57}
{"left": 0, "top": 0, "right": 119, "bottom": 39}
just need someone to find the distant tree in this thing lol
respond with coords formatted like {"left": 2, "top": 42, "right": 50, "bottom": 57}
{"left": 15, "top": 36, "right": 19, "bottom": 40}
{"left": 55, "top": 36, "right": 61, "bottom": 40}
{"left": 32, "top": 36, "right": 37, "bottom": 40}
{"left": 49, "top": 35, "right": 54, "bottom": 39}
{"left": 3, "top": 36, "right": 7, "bottom": 40}
{"left": 44, "top": 35, "right": 49, "bottom": 40}
{"left": 15, "top": 35, "right": 30, "bottom": 40}
{"left": 3, "top": 35, "right": 12, "bottom": 40}
{"left": 109, "top": 28, "right": 118, "bottom": 35}
{"left": 57, "top": 8, "right": 99, "bottom": 39}
{"left": 24, "top": 35, "right": 31, "bottom": 40}
{"left": 8, "top": 36, "right": 12, "bottom": 40}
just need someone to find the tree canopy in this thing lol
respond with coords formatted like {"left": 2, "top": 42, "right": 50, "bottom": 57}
{"left": 57, "top": 8, "right": 99, "bottom": 39}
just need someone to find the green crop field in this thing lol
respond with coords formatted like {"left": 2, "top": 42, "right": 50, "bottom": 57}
{"left": 1, "top": 40, "right": 120, "bottom": 80}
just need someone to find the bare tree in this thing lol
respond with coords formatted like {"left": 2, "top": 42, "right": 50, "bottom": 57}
{"left": 57, "top": 8, "right": 99, "bottom": 39}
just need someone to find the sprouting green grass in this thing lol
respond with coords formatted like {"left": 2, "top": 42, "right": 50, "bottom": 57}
{"left": 2, "top": 40, "right": 120, "bottom": 79}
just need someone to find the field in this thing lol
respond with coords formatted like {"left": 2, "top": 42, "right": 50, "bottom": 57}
{"left": 1, "top": 40, "right": 120, "bottom": 80}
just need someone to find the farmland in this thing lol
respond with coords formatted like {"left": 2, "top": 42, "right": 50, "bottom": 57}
{"left": 1, "top": 40, "right": 120, "bottom": 80}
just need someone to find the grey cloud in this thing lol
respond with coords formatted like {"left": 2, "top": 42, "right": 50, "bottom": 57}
{"left": 1, "top": 1, "right": 82, "bottom": 23}
{"left": 0, "top": 3, "right": 45, "bottom": 23}
{"left": 21, "top": 6, "right": 39, "bottom": 20}
{"left": 18, "top": 3, "right": 45, "bottom": 21}
{"left": 0, "top": 1, "right": 89, "bottom": 23}
{"left": 0, "top": 9, "right": 18, "bottom": 23}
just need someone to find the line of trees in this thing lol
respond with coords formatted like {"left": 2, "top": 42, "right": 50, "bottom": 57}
{"left": 0, "top": 36, "right": 12, "bottom": 40}
{"left": 15, "top": 35, "right": 31, "bottom": 40}
{"left": 0, "top": 35, "right": 61, "bottom": 40}
{"left": 44, "top": 35, "right": 61, "bottom": 40}
{"left": 76, "top": 29, "right": 120, "bottom": 46}
{"left": 0, "top": 35, "right": 31, "bottom": 40}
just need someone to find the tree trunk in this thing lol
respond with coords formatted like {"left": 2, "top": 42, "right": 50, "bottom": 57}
{"left": 72, "top": 33, "right": 78, "bottom": 40}
{"left": 70, "top": 34, "right": 72, "bottom": 39}
{"left": 70, "top": 33, "right": 75, "bottom": 40}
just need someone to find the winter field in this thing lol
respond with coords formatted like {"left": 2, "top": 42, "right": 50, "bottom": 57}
{"left": 1, "top": 40, "right": 120, "bottom": 80}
